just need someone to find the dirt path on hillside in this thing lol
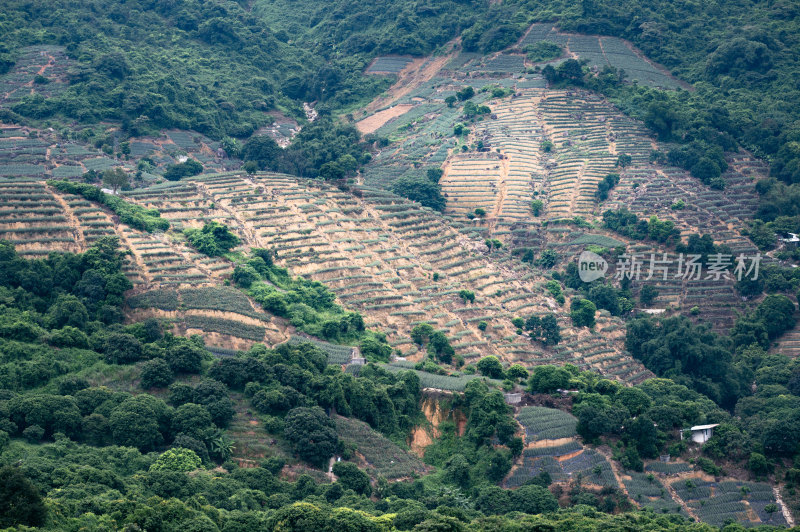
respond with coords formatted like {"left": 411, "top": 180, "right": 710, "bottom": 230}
{"left": 47, "top": 184, "right": 87, "bottom": 252}
{"left": 116, "top": 230, "right": 153, "bottom": 287}
{"left": 567, "top": 160, "right": 586, "bottom": 215}
{"left": 24, "top": 53, "right": 55, "bottom": 94}
{"left": 774, "top": 486, "right": 796, "bottom": 527}
{"left": 595, "top": 446, "right": 630, "bottom": 497}
{"left": 199, "top": 180, "right": 262, "bottom": 247}
{"left": 356, "top": 104, "right": 414, "bottom": 134}
{"left": 663, "top": 477, "right": 700, "bottom": 521}
{"left": 489, "top": 155, "right": 510, "bottom": 228}
{"left": 361, "top": 44, "right": 459, "bottom": 117}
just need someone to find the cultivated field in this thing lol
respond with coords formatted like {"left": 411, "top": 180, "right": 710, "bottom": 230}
{"left": 119, "top": 172, "right": 651, "bottom": 383}
{"left": 506, "top": 406, "right": 618, "bottom": 489}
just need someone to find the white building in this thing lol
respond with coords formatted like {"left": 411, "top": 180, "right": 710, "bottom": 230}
{"left": 781, "top": 233, "right": 800, "bottom": 248}
{"left": 682, "top": 423, "right": 719, "bottom": 444}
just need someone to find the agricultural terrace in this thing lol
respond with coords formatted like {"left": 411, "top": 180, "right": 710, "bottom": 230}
{"left": 603, "top": 153, "right": 764, "bottom": 330}
{"left": 126, "top": 285, "right": 287, "bottom": 349}
{"left": 0, "top": 125, "right": 131, "bottom": 180}
{"left": 0, "top": 176, "right": 285, "bottom": 349}
{"left": 517, "top": 406, "right": 578, "bottom": 441}
{"left": 506, "top": 407, "right": 617, "bottom": 489}
{"left": 383, "top": 361, "right": 501, "bottom": 392}
{"left": 335, "top": 416, "right": 427, "bottom": 478}
{"left": 518, "top": 23, "right": 681, "bottom": 89}
{"left": 772, "top": 320, "right": 800, "bottom": 359}
{"left": 0, "top": 120, "right": 228, "bottom": 184}
{"left": 0, "top": 180, "right": 84, "bottom": 257}
{"left": 622, "top": 472, "right": 685, "bottom": 516}
{"left": 440, "top": 88, "right": 634, "bottom": 225}
{"left": 361, "top": 75, "right": 763, "bottom": 330}
{"left": 366, "top": 56, "right": 416, "bottom": 74}
{"left": 124, "top": 172, "right": 653, "bottom": 384}
{"left": 0, "top": 46, "right": 73, "bottom": 108}
{"left": 671, "top": 479, "right": 787, "bottom": 527}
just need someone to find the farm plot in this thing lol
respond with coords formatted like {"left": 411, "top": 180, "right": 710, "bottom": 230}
{"left": 474, "top": 54, "right": 526, "bottom": 73}
{"left": 623, "top": 472, "right": 684, "bottom": 515}
{"left": 121, "top": 228, "right": 213, "bottom": 287}
{"left": 561, "top": 448, "right": 618, "bottom": 487}
{"left": 440, "top": 156, "right": 504, "bottom": 216}
{"left": 439, "top": 87, "right": 662, "bottom": 226}
{"left": 54, "top": 191, "right": 119, "bottom": 245}
{"left": 120, "top": 171, "right": 648, "bottom": 382}
{"left": 606, "top": 161, "right": 762, "bottom": 329}
{"left": 335, "top": 416, "right": 427, "bottom": 478}
{"left": 516, "top": 406, "right": 577, "bottom": 441}
{"left": 127, "top": 288, "right": 181, "bottom": 311}
{"left": 367, "top": 56, "right": 415, "bottom": 74}
{"left": 506, "top": 445, "right": 617, "bottom": 488}
{"left": 0, "top": 181, "right": 82, "bottom": 256}
{"left": 0, "top": 46, "right": 73, "bottom": 107}
{"left": 179, "top": 286, "right": 269, "bottom": 320}
{"left": 644, "top": 461, "right": 690, "bottom": 475}
{"left": 519, "top": 24, "right": 569, "bottom": 47}
{"left": 537, "top": 90, "right": 625, "bottom": 218}
{"left": 517, "top": 23, "right": 681, "bottom": 88}
{"left": 671, "top": 479, "right": 786, "bottom": 527}
{"left": 773, "top": 322, "right": 800, "bottom": 359}
{"left": 456, "top": 94, "right": 547, "bottom": 223}
{"left": 382, "top": 364, "right": 498, "bottom": 391}
{"left": 287, "top": 336, "right": 354, "bottom": 365}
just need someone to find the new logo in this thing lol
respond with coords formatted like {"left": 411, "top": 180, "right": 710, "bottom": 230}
{"left": 578, "top": 250, "right": 608, "bottom": 282}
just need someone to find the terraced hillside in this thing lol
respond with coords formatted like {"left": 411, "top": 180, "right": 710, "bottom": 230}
{"left": 0, "top": 177, "right": 292, "bottom": 351}
{"left": 516, "top": 24, "right": 682, "bottom": 89}
{"left": 504, "top": 405, "right": 788, "bottom": 526}
{"left": 120, "top": 172, "right": 653, "bottom": 384}
{"left": 446, "top": 88, "right": 631, "bottom": 221}
{"left": 356, "top": 43, "right": 764, "bottom": 332}
{"left": 506, "top": 406, "right": 620, "bottom": 490}
{"left": 0, "top": 46, "right": 74, "bottom": 108}
{"left": 0, "top": 124, "right": 231, "bottom": 184}
{"left": 0, "top": 171, "right": 649, "bottom": 382}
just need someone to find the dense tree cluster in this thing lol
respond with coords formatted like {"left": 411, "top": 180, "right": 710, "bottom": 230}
{"left": 391, "top": 176, "right": 447, "bottom": 212}
{"left": 163, "top": 159, "right": 204, "bottom": 181}
{"left": 184, "top": 221, "right": 241, "bottom": 257}
{"left": 213, "top": 342, "right": 423, "bottom": 445}
{"left": 602, "top": 208, "right": 681, "bottom": 245}
{"left": 524, "top": 314, "right": 562, "bottom": 345}
{"left": 234, "top": 249, "right": 383, "bottom": 346}
{"left": 49, "top": 181, "right": 169, "bottom": 233}
{"left": 424, "top": 379, "right": 523, "bottom": 487}
{"left": 1, "top": 0, "right": 388, "bottom": 138}
{"left": 242, "top": 118, "right": 369, "bottom": 180}
{"left": 410, "top": 323, "right": 456, "bottom": 364}
{"left": 595, "top": 173, "right": 620, "bottom": 201}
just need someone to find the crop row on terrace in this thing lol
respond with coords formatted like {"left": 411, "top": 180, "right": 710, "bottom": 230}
{"left": 126, "top": 285, "right": 270, "bottom": 321}
{"left": 366, "top": 56, "right": 415, "bottom": 74}
{"left": 516, "top": 406, "right": 578, "bottom": 440}
{"left": 506, "top": 446, "right": 617, "bottom": 489}
{"left": 335, "top": 416, "right": 427, "bottom": 478}
{"left": 671, "top": 479, "right": 786, "bottom": 527}
{"left": 623, "top": 472, "right": 685, "bottom": 515}
{"left": 644, "top": 461, "right": 690, "bottom": 475}
{"left": 0, "top": 180, "right": 83, "bottom": 256}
